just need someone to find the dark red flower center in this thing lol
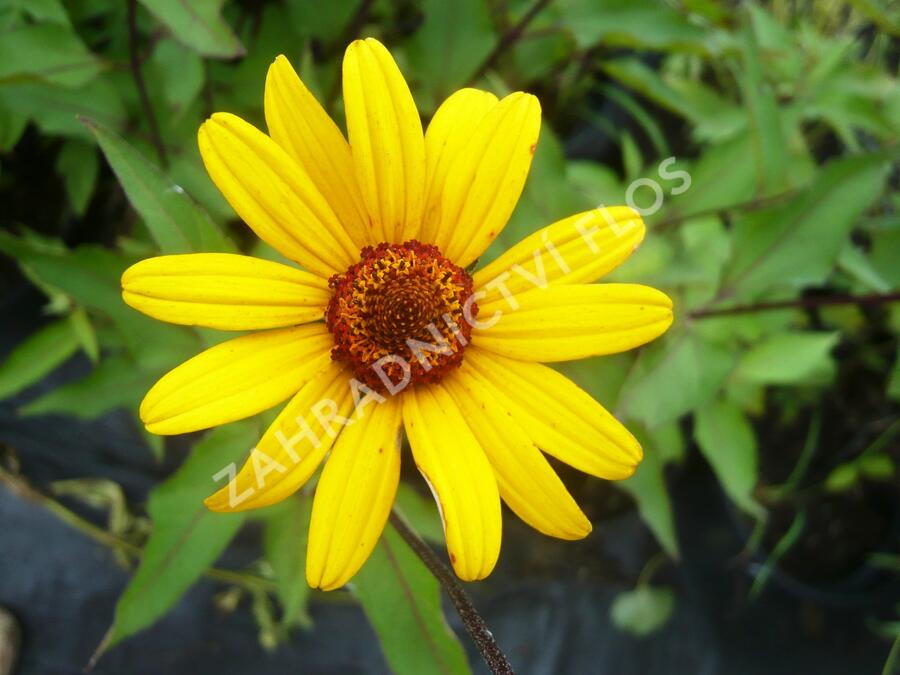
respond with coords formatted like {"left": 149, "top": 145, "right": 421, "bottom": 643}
{"left": 325, "top": 241, "right": 477, "bottom": 393}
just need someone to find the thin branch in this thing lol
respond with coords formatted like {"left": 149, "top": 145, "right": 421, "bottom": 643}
{"left": 389, "top": 511, "right": 515, "bottom": 675}
{"left": 690, "top": 291, "right": 900, "bottom": 319}
{"left": 127, "top": 0, "right": 168, "bottom": 168}
{"left": 519, "top": 25, "right": 567, "bottom": 40}
{"left": 487, "top": 0, "right": 512, "bottom": 33}
{"left": 468, "top": 0, "right": 553, "bottom": 84}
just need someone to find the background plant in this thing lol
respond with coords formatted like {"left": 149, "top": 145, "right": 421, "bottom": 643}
{"left": 0, "top": 0, "right": 898, "bottom": 673}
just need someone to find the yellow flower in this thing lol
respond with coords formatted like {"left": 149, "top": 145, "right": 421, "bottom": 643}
{"left": 121, "top": 38, "right": 673, "bottom": 590}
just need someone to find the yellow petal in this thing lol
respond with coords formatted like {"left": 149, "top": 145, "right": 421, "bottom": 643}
{"left": 420, "top": 88, "right": 498, "bottom": 244}
{"left": 443, "top": 369, "right": 591, "bottom": 540}
{"left": 464, "top": 347, "right": 641, "bottom": 479}
{"left": 473, "top": 283, "right": 673, "bottom": 362}
{"left": 265, "top": 55, "right": 370, "bottom": 249}
{"left": 433, "top": 92, "right": 541, "bottom": 267}
{"left": 343, "top": 38, "right": 425, "bottom": 243}
{"left": 205, "top": 360, "right": 354, "bottom": 512}
{"left": 402, "top": 384, "right": 501, "bottom": 581}
{"left": 306, "top": 396, "right": 403, "bottom": 590}
{"left": 121, "top": 253, "right": 330, "bottom": 330}
{"left": 473, "top": 207, "right": 645, "bottom": 304}
{"left": 198, "top": 112, "right": 357, "bottom": 278}
{"left": 140, "top": 324, "right": 333, "bottom": 435}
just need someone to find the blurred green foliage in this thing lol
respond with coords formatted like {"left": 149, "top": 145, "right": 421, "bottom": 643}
{"left": 0, "top": 0, "right": 898, "bottom": 671}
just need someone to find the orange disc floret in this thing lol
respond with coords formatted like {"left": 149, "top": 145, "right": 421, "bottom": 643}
{"left": 326, "top": 241, "right": 477, "bottom": 392}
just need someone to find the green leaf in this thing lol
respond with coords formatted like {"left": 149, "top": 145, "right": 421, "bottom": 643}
{"left": 568, "top": 167, "right": 629, "bottom": 230}
{"left": 606, "top": 231, "right": 674, "bottom": 288}
{"left": 657, "top": 133, "right": 758, "bottom": 225}
{"left": 0, "top": 318, "right": 80, "bottom": 400}
{"left": 726, "top": 379, "right": 765, "bottom": 417}
{"left": 676, "top": 216, "right": 731, "bottom": 308}
{"left": 406, "top": 0, "right": 494, "bottom": 110}
{"left": 20, "top": 0, "right": 71, "bottom": 25}
{"left": 618, "top": 329, "right": 737, "bottom": 428}
{"left": 619, "top": 435, "right": 679, "bottom": 558}
{"left": 56, "top": 139, "right": 98, "bottom": 215}
{"left": 724, "top": 153, "right": 890, "bottom": 298}
{"left": 138, "top": 0, "right": 245, "bottom": 59}
{"left": 0, "top": 232, "right": 115, "bottom": 307}
{"left": 0, "top": 79, "right": 126, "bottom": 140}
{"left": 0, "top": 23, "right": 103, "bottom": 87}
{"left": 20, "top": 355, "right": 155, "bottom": 419}
{"left": 83, "top": 117, "right": 233, "bottom": 255}
{"left": 747, "top": 5, "right": 804, "bottom": 86}
{"left": 148, "top": 38, "right": 205, "bottom": 110}
{"left": 734, "top": 332, "right": 839, "bottom": 385}
{"left": 508, "top": 27, "right": 574, "bottom": 84}
{"left": 620, "top": 131, "right": 643, "bottom": 182}
{"left": 205, "top": 3, "right": 295, "bottom": 113}
{"left": 68, "top": 306, "right": 99, "bottom": 363}
{"left": 739, "top": 24, "right": 787, "bottom": 193}
{"left": 263, "top": 494, "right": 313, "bottom": 628}
{"left": 601, "top": 84, "right": 670, "bottom": 157}
{"left": 353, "top": 524, "right": 471, "bottom": 675}
{"left": 859, "top": 454, "right": 894, "bottom": 480}
{"left": 556, "top": 353, "right": 635, "bottom": 412}
{"left": 837, "top": 242, "right": 892, "bottom": 293}
{"left": 889, "top": 347, "right": 900, "bottom": 403}
{"left": 694, "top": 400, "right": 763, "bottom": 518}
{"left": 0, "top": 100, "right": 28, "bottom": 151}
{"left": 825, "top": 463, "right": 859, "bottom": 493}
{"left": 0, "top": 230, "right": 200, "bottom": 370}
{"left": 394, "top": 483, "right": 444, "bottom": 544}
{"left": 554, "top": 0, "right": 711, "bottom": 52}
{"left": 869, "top": 224, "right": 900, "bottom": 289}
{"left": 651, "top": 421, "right": 686, "bottom": 465}
{"left": 104, "top": 421, "right": 258, "bottom": 649}
{"left": 610, "top": 586, "right": 675, "bottom": 637}
{"left": 285, "top": 0, "right": 358, "bottom": 43}
{"left": 490, "top": 128, "right": 585, "bottom": 263}
{"left": 601, "top": 58, "right": 744, "bottom": 142}
{"left": 602, "top": 58, "right": 694, "bottom": 119}
{"left": 694, "top": 305, "right": 797, "bottom": 344}
{"left": 167, "top": 150, "right": 234, "bottom": 225}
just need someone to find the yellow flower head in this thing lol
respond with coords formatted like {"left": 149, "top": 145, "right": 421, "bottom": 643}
{"left": 121, "top": 38, "right": 674, "bottom": 590}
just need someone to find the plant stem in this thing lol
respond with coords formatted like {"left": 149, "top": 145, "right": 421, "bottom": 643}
{"left": 635, "top": 551, "right": 668, "bottom": 587}
{"left": 468, "top": 0, "right": 553, "bottom": 84}
{"left": 767, "top": 407, "right": 822, "bottom": 500}
{"left": 749, "top": 509, "right": 806, "bottom": 600}
{"left": 389, "top": 511, "right": 515, "bottom": 675}
{"left": 127, "top": 0, "right": 168, "bottom": 168}
{"left": 690, "top": 291, "right": 900, "bottom": 319}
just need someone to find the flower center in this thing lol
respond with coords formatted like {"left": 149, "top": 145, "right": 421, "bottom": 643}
{"left": 326, "top": 241, "right": 477, "bottom": 392}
